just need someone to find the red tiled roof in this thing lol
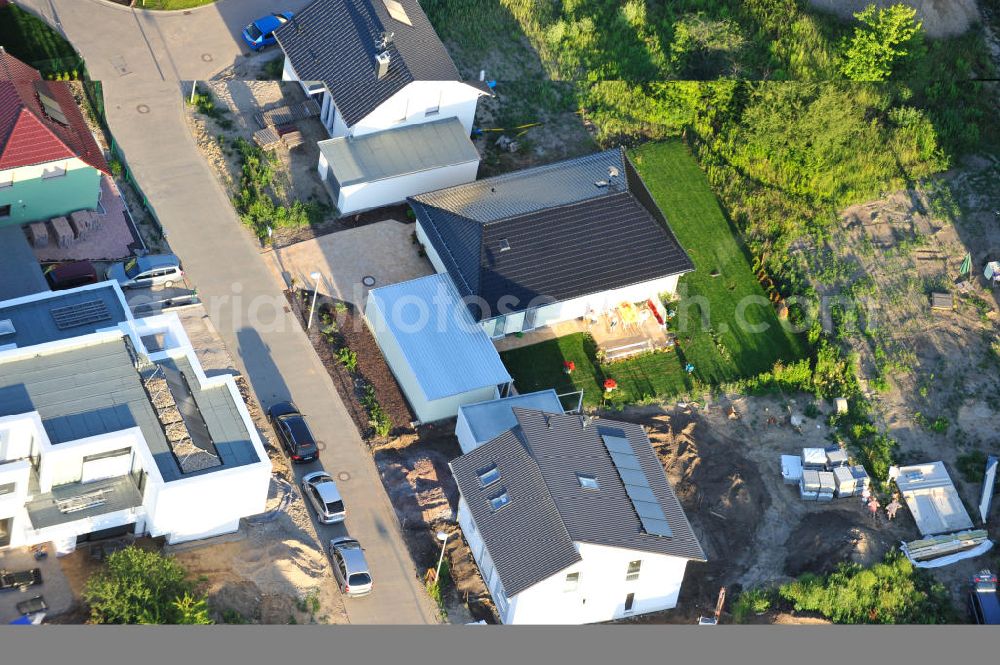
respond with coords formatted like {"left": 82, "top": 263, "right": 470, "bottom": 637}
{"left": 0, "top": 52, "right": 109, "bottom": 174}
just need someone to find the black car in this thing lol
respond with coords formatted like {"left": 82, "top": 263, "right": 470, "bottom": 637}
{"left": 969, "top": 570, "right": 1000, "bottom": 625}
{"left": 267, "top": 401, "right": 319, "bottom": 463}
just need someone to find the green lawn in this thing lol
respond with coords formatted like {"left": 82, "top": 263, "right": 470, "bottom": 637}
{"left": 136, "top": 0, "right": 216, "bottom": 10}
{"left": 501, "top": 140, "right": 807, "bottom": 407}
{"left": 0, "top": 5, "right": 83, "bottom": 78}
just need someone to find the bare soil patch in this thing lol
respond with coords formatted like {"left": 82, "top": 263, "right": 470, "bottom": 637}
{"left": 284, "top": 290, "right": 415, "bottom": 438}
{"left": 807, "top": 0, "right": 981, "bottom": 38}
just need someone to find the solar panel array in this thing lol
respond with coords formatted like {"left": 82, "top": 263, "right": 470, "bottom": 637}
{"left": 601, "top": 432, "right": 673, "bottom": 537}
{"left": 50, "top": 299, "right": 112, "bottom": 330}
{"left": 35, "top": 82, "right": 69, "bottom": 125}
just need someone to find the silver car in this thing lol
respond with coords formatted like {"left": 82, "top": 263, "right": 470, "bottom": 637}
{"left": 106, "top": 254, "right": 183, "bottom": 289}
{"left": 329, "top": 537, "right": 373, "bottom": 597}
{"left": 301, "top": 471, "right": 345, "bottom": 524}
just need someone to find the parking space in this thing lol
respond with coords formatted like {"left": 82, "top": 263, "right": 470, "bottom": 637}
{"left": 0, "top": 543, "right": 74, "bottom": 623}
{"left": 264, "top": 219, "right": 435, "bottom": 306}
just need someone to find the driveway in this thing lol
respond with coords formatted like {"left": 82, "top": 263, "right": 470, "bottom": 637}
{"left": 264, "top": 220, "right": 436, "bottom": 306}
{"left": 16, "top": 1, "right": 442, "bottom": 623}
{"left": 18, "top": 0, "right": 312, "bottom": 80}
{"left": 0, "top": 543, "right": 72, "bottom": 623}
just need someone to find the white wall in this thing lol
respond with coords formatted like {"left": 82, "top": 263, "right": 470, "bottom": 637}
{"left": 415, "top": 220, "right": 449, "bottom": 275}
{"left": 0, "top": 156, "right": 93, "bottom": 186}
{"left": 455, "top": 411, "right": 476, "bottom": 455}
{"left": 458, "top": 499, "right": 691, "bottom": 624}
{"left": 482, "top": 273, "right": 681, "bottom": 336}
{"left": 336, "top": 160, "right": 479, "bottom": 215}
{"left": 365, "top": 296, "right": 499, "bottom": 423}
{"left": 352, "top": 81, "right": 482, "bottom": 137}
{"left": 0, "top": 459, "right": 31, "bottom": 548}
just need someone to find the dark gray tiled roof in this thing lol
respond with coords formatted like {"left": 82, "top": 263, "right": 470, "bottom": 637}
{"left": 275, "top": 0, "right": 470, "bottom": 126}
{"left": 0, "top": 226, "right": 48, "bottom": 302}
{"left": 450, "top": 429, "right": 581, "bottom": 597}
{"left": 409, "top": 148, "right": 694, "bottom": 320}
{"left": 0, "top": 338, "right": 258, "bottom": 482}
{"left": 451, "top": 409, "right": 705, "bottom": 596}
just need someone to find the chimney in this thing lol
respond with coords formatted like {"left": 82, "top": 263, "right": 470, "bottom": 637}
{"left": 375, "top": 51, "right": 391, "bottom": 80}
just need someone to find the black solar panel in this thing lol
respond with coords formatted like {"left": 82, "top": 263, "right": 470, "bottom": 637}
{"left": 50, "top": 300, "right": 112, "bottom": 330}
{"left": 35, "top": 83, "right": 69, "bottom": 125}
{"left": 601, "top": 432, "right": 673, "bottom": 537}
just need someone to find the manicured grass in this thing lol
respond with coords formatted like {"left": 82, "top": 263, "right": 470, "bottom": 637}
{"left": 136, "top": 0, "right": 215, "bottom": 10}
{"left": 501, "top": 140, "right": 807, "bottom": 407}
{"left": 0, "top": 5, "right": 83, "bottom": 78}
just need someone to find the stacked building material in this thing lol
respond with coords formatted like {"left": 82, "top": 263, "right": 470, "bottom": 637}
{"left": 48, "top": 216, "right": 74, "bottom": 248}
{"left": 28, "top": 222, "right": 49, "bottom": 248}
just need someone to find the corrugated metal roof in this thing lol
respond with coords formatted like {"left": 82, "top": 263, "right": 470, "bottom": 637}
{"left": 0, "top": 282, "right": 129, "bottom": 348}
{"left": 0, "top": 338, "right": 258, "bottom": 482}
{"left": 458, "top": 390, "right": 564, "bottom": 450}
{"left": 319, "top": 117, "right": 479, "bottom": 187}
{"left": 275, "top": 0, "right": 475, "bottom": 127}
{"left": 409, "top": 148, "right": 694, "bottom": 320}
{"left": 367, "top": 273, "right": 511, "bottom": 402}
{"left": 450, "top": 429, "right": 581, "bottom": 596}
{"left": 0, "top": 226, "right": 49, "bottom": 302}
{"left": 451, "top": 409, "right": 705, "bottom": 596}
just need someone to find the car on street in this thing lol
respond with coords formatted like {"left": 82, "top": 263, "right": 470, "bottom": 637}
{"left": 105, "top": 254, "right": 183, "bottom": 289}
{"left": 969, "top": 569, "right": 1000, "bottom": 624}
{"left": 329, "top": 537, "right": 372, "bottom": 597}
{"left": 242, "top": 12, "right": 293, "bottom": 51}
{"left": 45, "top": 261, "right": 99, "bottom": 290}
{"left": 302, "top": 471, "right": 345, "bottom": 524}
{"left": 267, "top": 401, "right": 319, "bottom": 463}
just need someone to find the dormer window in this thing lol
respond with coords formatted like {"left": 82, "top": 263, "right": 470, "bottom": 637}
{"left": 499, "top": 239, "right": 510, "bottom": 252}
{"left": 489, "top": 489, "right": 510, "bottom": 511}
{"left": 478, "top": 464, "right": 500, "bottom": 487}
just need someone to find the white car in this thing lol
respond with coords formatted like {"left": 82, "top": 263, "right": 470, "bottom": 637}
{"left": 329, "top": 537, "right": 372, "bottom": 597}
{"left": 301, "top": 471, "right": 345, "bottom": 524}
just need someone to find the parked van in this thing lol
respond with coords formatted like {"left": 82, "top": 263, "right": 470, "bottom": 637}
{"left": 106, "top": 254, "right": 183, "bottom": 289}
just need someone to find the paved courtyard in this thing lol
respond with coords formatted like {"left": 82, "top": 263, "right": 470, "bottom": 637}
{"left": 33, "top": 175, "right": 140, "bottom": 262}
{"left": 0, "top": 543, "right": 74, "bottom": 623}
{"left": 263, "top": 220, "right": 435, "bottom": 305}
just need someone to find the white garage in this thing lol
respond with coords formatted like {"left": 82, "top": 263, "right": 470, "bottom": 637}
{"left": 318, "top": 117, "right": 480, "bottom": 216}
{"left": 365, "top": 274, "right": 512, "bottom": 423}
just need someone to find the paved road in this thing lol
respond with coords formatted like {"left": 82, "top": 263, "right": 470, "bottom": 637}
{"left": 20, "top": 0, "right": 312, "bottom": 80}
{"left": 18, "top": 2, "right": 440, "bottom": 624}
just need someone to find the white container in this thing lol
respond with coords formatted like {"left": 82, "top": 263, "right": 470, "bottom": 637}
{"left": 800, "top": 470, "right": 821, "bottom": 500}
{"left": 802, "top": 448, "right": 827, "bottom": 470}
{"left": 782, "top": 455, "right": 803, "bottom": 485}
{"left": 833, "top": 466, "right": 856, "bottom": 497}
{"left": 817, "top": 472, "right": 836, "bottom": 501}
{"left": 825, "top": 447, "right": 848, "bottom": 468}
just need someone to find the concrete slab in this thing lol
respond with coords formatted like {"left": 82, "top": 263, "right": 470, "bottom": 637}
{"left": 0, "top": 543, "right": 74, "bottom": 623}
{"left": 264, "top": 220, "right": 435, "bottom": 306}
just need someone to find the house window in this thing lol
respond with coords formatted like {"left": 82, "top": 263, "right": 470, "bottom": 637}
{"left": 624, "top": 592, "right": 635, "bottom": 613}
{"left": 488, "top": 489, "right": 510, "bottom": 511}
{"left": 0, "top": 204, "right": 10, "bottom": 219}
{"left": 478, "top": 464, "right": 501, "bottom": 487}
{"left": 626, "top": 560, "right": 642, "bottom": 581}
{"left": 425, "top": 92, "right": 441, "bottom": 116}
{"left": 564, "top": 572, "right": 579, "bottom": 592}
{"left": 42, "top": 163, "right": 67, "bottom": 179}
{"left": 577, "top": 473, "right": 599, "bottom": 490}
{"left": 0, "top": 482, "right": 16, "bottom": 497}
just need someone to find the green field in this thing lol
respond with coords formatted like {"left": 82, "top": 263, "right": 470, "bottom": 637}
{"left": 136, "top": 0, "right": 216, "bottom": 10}
{"left": 501, "top": 140, "right": 806, "bottom": 407}
{"left": 0, "top": 4, "right": 83, "bottom": 78}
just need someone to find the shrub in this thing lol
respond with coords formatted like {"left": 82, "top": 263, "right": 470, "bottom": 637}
{"left": 732, "top": 587, "right": 772, "bottom": 623}
{"left": 83, "top": 546, "right": 212, "bottom": 624}
{"left": 337, "top": 347, "right": 358, "bottom": 373}
{"left": 360, "top": 384, "right": 392, "bottom": 437}
{"left": 778, "top": 550, "right": 953, "bottom": 624}
{"left": 839, "top": 5, "right": 923, "bottom": 81}
{"left": 956, "top": 450, "right": 987, "bottom": 483}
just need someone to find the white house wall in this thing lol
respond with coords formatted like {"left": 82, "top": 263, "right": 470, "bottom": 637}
{"left": 351, "top": 81, "right": 481, "bottom": 138}
{"left": 336, "top": 161, "right": 479, "bottom": 216}
{"left": 458, "top": 499, "right": 690, "bottom": 624}
{"left": 415, "top": 220, "right": 449, "bottom": 275}
{"left": 455, "top": 410, "right": 476, "bottom": 454}
{"left": 483, "top": 273, "right": 682, "bottom": 336}
{"left": 0, "top": 459, "right": 31, "bottom": 549}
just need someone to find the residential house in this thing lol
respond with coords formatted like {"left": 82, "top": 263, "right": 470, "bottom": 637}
{"left": 455, "top": 389, "right": 565, "bottom": 454}
{"left": 275, "top": 0, "right": 490, "bottom": 214}
{"left": 0, "top": 282, "right": 271, "bottom": 554}
{"left": 410, "top": 148, "right": 694, "bottom": 337}
{"left": 450, "top": 409, "right": 706, "bottom": 624}
{"left": 0, "top": 49, "right": 109, "bottom": 228}
{"left": 364, "top": 273, "right": 512, "bottom": 423}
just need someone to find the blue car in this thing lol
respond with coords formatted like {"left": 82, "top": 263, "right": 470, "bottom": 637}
{"left": 242, "top": 12, "right": 293, "bottom": 51}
